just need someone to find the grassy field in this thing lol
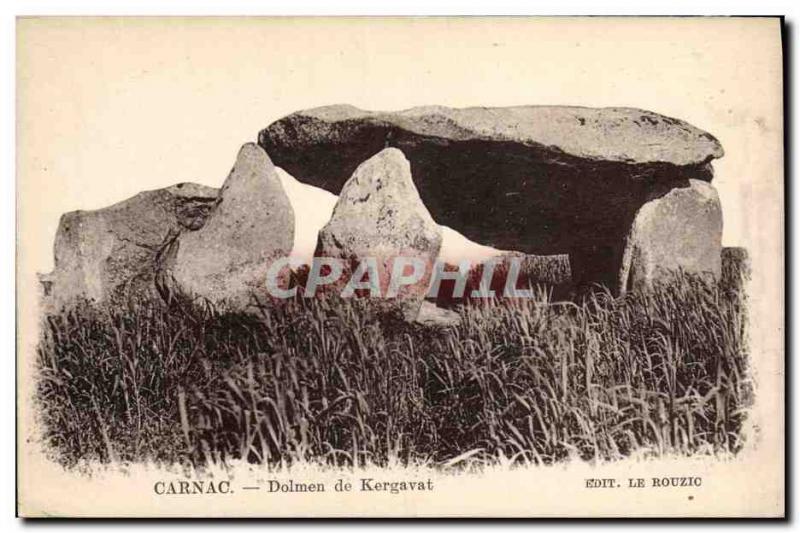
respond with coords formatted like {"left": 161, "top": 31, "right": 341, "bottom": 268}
{"left": 35, "top": 249, "right": 750, "bottom": 470}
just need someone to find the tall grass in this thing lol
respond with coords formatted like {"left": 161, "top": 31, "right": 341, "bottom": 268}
{"left": 35, "top": 250, "right": 750, "bottom": 469}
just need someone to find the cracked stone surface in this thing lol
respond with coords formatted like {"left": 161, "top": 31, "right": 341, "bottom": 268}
{"left": 41, "top": 183, "right": 218, "bottom": 310}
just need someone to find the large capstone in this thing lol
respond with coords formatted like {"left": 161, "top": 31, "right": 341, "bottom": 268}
{"left": 42, "top": 182, "right": 218, "bottom": 310}
{"left": 259, "top": 104, "right": 724, "bottom": 293}
{"left": 314, "top": 147, "right": 442, "bottom": 321}
{"left": 167, "top": 143, "right": 294, "bottom": 311}
{"left": 618, "top": 179, "right": 723, "bottom": 293}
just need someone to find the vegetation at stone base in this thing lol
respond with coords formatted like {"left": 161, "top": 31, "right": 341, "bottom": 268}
{"left": 35, "top": 248, "right": 750, "bottom": 470}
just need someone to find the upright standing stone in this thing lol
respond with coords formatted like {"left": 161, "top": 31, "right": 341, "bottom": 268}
{"left": 315, "top": 147, "right": 442, "bottom": 321}
{"left": 618, "top": 179, "right": 723, "bottom": 293}
{"left": 169, "top": 143, "right": 294, "bottom": 311}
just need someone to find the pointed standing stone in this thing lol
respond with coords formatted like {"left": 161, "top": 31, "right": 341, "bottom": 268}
{"left": 315, "top": 147, "right": 442, "bottom": 321}
{"left": 169, "top": 143, "right": 294, "bottom": 310}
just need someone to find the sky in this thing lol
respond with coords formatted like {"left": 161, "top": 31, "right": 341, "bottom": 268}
{"left": 17, "top": 17, "right": 784, "bottom": 273}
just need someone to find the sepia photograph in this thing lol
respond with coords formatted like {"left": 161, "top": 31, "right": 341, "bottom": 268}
{"left": 15, "top": 15, "right": 785, "bottom": 518}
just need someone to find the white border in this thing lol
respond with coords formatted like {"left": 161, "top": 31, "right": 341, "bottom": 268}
{"left": 4, "top": 1, "right": 795, "bottom": 530}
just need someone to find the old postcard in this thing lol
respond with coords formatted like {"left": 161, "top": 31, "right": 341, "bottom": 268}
{"left": 16, "top": 16, "right": 784, "bottom": 517}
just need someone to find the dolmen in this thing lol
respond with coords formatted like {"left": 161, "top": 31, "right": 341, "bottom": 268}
{"left": 41, "top": 103, "right": 725, "bottom": 322}
{"left": 259, "top": 104, "right": 724, "bottom": 295}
